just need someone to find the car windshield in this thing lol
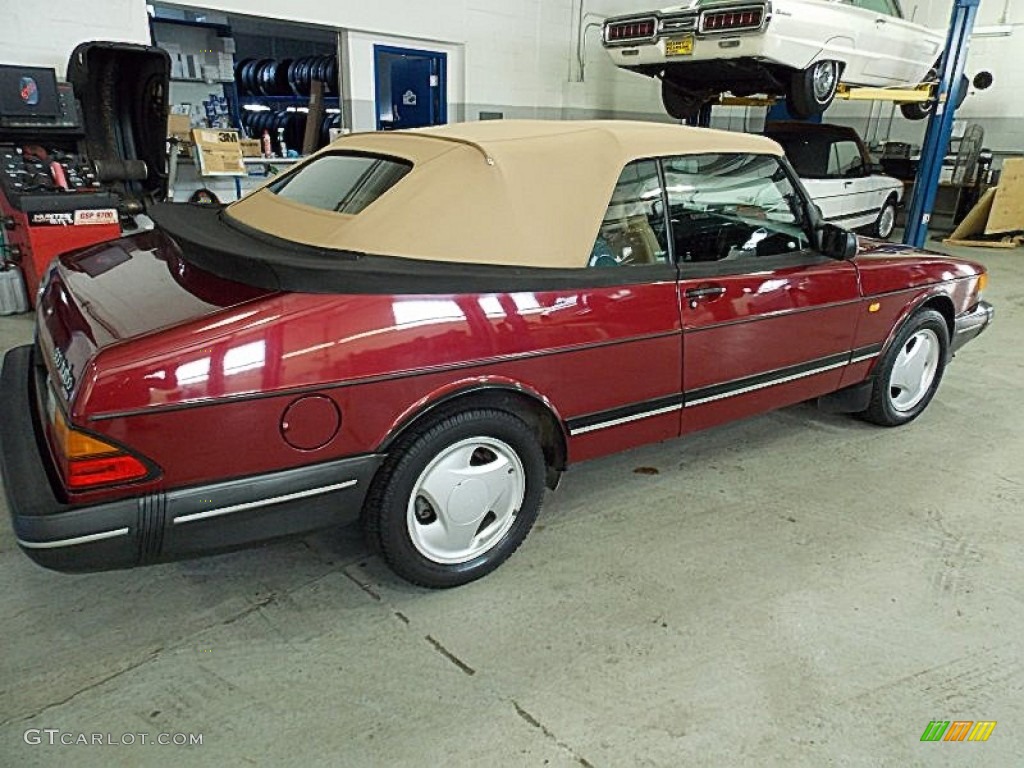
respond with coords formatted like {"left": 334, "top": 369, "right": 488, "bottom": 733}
{"left": 663, "top": 153, "right": 811, "bottom": 249}
{"left": 267, "top": 152, "right": 413, "bottom": 214}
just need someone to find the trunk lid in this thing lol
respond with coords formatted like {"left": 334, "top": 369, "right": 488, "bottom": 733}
{"left": 37, "top": 228, "right": 272, "bottom": 407}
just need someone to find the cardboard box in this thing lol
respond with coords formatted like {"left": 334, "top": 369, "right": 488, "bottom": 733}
{"left": 986, "top": 157, "right": 1024, "bottom": 235}
{"left": 217, "top": 53, "right": 234, "bottom": 80}
{"left": 240, "top": 139, "right": 262, "bottom": 157}
{"left": 191, "top": 128, "right": 245, "bottom": 176}
{"left": 167, "top": 113, "right": 192, "bottom": 142}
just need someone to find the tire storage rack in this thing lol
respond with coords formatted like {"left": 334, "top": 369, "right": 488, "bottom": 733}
{"left": 235, "top": 55, "right": 342, "bottom": 153}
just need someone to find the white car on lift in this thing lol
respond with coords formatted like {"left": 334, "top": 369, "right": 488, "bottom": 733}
{"left": 602, "top": 0, "right": 946, "bottom": 120}
{"left": 764, "top": 122, "right": 903, "bottom": 237}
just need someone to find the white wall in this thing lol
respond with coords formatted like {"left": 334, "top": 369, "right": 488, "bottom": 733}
{"left": 163, "top": 0, "right": 577, "bottom": 113}
{"left": 3, "top": 0, "right": 1022, "bottom": 149}
{"left": 342, "top": 30, "right": 466, "bottom": 132}
{"left": 0, "top": 0, "right": 150, "bottom": 76}
{"left": 887, "top": 1, "right": 1024, "bottom": 150}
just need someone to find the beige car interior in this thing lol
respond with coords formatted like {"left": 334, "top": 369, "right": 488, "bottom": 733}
{"left": 599, "top": 213, "right": 662, "bottom": 265}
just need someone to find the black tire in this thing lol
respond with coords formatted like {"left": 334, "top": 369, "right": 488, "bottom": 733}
{"left": 901, "top": 72, "right": 969, "bottom": 120}
{"left": 661, "top": 79, "right": 706, "bottom": 122}
{"left": 363, "top": 409, "right": 546, "bottom": 588}
{"left": 787, "top": 60, "right": 841, "bottom": 119}
{"left": 873, "top": 195, "right": 898, "bottom": 239}
{"left": 858, "top": 308, "right": 949, "bottom": 426}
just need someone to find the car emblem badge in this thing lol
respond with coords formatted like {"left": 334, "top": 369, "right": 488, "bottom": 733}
{"left": 52, "top": 347, "right": 75, "bottom": 394}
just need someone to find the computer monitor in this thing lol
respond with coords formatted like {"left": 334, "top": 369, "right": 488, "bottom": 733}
{"left": 0, "top": 65, "right": 59, "bottom": 119}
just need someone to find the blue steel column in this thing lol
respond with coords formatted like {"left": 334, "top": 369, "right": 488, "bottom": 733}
{"left": 903, "top": 0, "right": 980, "bottom": 248}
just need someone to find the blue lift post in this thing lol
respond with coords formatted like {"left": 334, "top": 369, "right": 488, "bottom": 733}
{"left": 903, "top": 0, "right": 980, "bottom": 248}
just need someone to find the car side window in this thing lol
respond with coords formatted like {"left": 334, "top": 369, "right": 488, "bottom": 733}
{"left": 828, "top": 140, "right": 866, "bottom": 178}
{"left": 588, "top": 160, "right": 670, "bottom": 268}
{"left": 663, "top": 153, "right": 811, "bottom": 263}
{"left": 850, "top": 0, "right": 900, "bottom": 16}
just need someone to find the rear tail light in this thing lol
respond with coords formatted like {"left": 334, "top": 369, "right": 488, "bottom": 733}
{"left": 51, "top": 409, "right": 151, "bottom": 490}
{"left": 700, "top": 7, "right": 764, "bottom": 32}
{"left": 605, "top": 18, "right": 657, "bottom": 43}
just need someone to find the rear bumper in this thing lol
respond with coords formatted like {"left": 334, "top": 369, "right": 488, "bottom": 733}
{"left": 950, "top": 300, "right": 994, "bottom": 356}
{"left": 1, "top": 344, "right": 383, "bottom": 572}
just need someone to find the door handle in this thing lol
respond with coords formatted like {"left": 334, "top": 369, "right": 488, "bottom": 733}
{"left": 684, "top": 284, "right": 725, "bottom": 307}
{"left": 875, "top": 17, "right": 887, "bottom": 23}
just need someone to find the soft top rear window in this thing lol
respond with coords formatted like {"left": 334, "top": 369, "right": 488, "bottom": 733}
{"left": 267, "top": 152, "right": 412, "bottom": 214}
{"left": 766, "top": 132, "right": 830, "bottom": 179}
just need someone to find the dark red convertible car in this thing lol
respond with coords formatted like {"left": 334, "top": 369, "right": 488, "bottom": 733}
{"left": 0, "top": 121, "right": 993, "bottom": 587}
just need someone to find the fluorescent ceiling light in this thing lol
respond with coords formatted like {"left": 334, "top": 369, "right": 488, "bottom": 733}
{"left": 972, "top": 25, "right": 1014, "bottom": 37}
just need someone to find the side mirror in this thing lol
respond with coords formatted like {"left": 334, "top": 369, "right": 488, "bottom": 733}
{"left": 820, "top": 223, "right": 858, "bottom": 260}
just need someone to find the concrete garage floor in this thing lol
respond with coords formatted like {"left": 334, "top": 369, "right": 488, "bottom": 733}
{"left": 0, "top": 242, "right": 1021, "bottom": 767}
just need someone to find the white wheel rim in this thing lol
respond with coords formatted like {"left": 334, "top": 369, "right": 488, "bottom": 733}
{"left": 407, "top": 437, "right": 525, "bottom": 564}
{"left": 888, "top": 329, "right": 940, "bottom": 412}
{"left": 813, "top": 62, "right": 837, "bottom": 103}
{"left": 878, "top": 204, "right": 895, "bottom": 238}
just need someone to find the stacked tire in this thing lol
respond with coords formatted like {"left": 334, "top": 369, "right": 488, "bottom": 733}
{"left": 240, "top": 109, "right": 341, "bottom": 150}
{"left": 235, "top": 55, "right": 339, "bottom": 97}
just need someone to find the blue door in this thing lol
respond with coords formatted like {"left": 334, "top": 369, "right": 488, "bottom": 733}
{"left": 374, "top": 45, "right": 447, "bottom": 130}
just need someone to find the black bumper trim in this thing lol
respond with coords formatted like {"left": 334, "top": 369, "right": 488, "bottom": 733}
{"left": 950, "top": 300, "right": 994, "bottom": 355}
{"left": 1, "top": 344, "right": 384, "bottom": 572}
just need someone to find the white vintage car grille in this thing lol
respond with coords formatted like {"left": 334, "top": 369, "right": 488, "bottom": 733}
{"left": 659, "top": 15, "right": 698, "bottom": 34}
{"left": 699, "top": 6, "right": 765, "bottom": 33}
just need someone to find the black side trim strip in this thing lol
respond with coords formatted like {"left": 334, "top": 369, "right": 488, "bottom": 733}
{"left": 90, "top": 329, "right": 681, "bottom": 422}
{"left": 567, "top": 393, "right": 683, "bottom": 435}
{"left": 850, "top": 342, "right": 884, "bottom": 362}
{"left": 566, "top": 348, "right": 865, "bottom": 435}
{"left": 685, "top": 351, "right": 851, "bottom": 406}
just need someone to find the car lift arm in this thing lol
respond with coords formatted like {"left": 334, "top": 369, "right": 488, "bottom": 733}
{"left": 903, "top": 0, "right": 980, "bottom": 249}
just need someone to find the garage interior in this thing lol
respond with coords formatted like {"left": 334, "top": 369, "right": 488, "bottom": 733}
{"left": 1, "top": 0, "right": 1022, "bottom": 765}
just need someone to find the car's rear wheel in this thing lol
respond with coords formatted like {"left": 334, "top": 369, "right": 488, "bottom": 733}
{"left": 859, "top": 308, "right": 948, "bottom": 426}
{"left": 661, "top": 79, "right": 707, "bottom": 122}
{"left": 787, "top": 60, "right": 841, "bottom": 119}
{"left": 873, "top": 196, "right": 898, "bottom": 239}
{"left": 363, "top": 409, "right": 545, "bottom": 588}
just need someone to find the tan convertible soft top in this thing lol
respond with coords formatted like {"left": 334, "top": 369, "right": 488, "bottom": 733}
{"left": 227, "top": 120, "right": 783, "bottom": 269}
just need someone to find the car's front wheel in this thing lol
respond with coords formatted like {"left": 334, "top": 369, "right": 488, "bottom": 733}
{"left": 363, "top": 409, "right": 546, "bottom": 588}
{"left": 859, "top": 308, "right": 949, "bottom": 426}
{"left": 873, "top": 196, "right": 898, "bottom": 239}
{"left": 787, "top": 60, "right": 841, "bottom": 119}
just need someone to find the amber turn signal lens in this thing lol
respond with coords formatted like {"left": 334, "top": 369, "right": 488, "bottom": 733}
{"left": 53, "top": 411, "right": 119, "bottom": 459}
{"left": 51, "top": 411, "right": 149, "bottom": 490}
{"left": 977, "top": 273, "right": 988, "bottom": 293}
